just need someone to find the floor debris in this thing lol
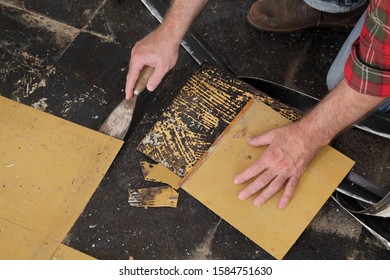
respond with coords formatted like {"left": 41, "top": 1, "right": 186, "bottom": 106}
{"left": 128, "top": 186, "right": 179, "bottom": 208}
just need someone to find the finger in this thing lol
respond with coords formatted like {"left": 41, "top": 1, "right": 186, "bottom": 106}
{"left": 247, "top": 131, "right": 273, "bottom": 147}
{"left": 234, "top": 158, "right": 266, "bottom": 185}
{"left": 146, "top": 66, "right": 167, "bottom": 92}
{"left": 252, "top": 174, "right": 288, "bottom": 207}
{"left": 237, "top": 169, "right": 276, "bottom": 201}
{"left": 278, "top": 176, "right": 299, "bottom": 209}
{"left": 125, "top": 61, "right": 144, "bottom": 99}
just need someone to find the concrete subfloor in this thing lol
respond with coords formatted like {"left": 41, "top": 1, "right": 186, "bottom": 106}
{"left": 1, "top": 0, "right": 389, "bottom": 259}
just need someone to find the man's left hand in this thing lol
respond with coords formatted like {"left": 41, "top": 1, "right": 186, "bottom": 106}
{"left": 233, "top": 123, "right": 321, "bottom": 209}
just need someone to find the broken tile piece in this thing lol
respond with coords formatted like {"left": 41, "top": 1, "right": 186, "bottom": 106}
{"left": 140, "top": 161, "right": 181, "bottom": 189}
{"left": 137, "top": 66, "right": 252, "bottom": 177}
{"left": 128, "top": 186, "right": 179, "bottom": 208}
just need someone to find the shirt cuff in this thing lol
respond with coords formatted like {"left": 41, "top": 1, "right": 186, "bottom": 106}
{"left": 344, "top": 40, "right": 390, "bottom": 98}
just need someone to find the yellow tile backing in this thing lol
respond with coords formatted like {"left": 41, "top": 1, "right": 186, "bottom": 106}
{"left": 0, "top": 218, "right": 59, "bottom": 260}
{"left": 180, "top": 99, "right": 355, "bottom": 259}
{"left": 0, "top": 218, "right": 95, "bottom": 260}
{"left": 0, "top": 96, "right": 123, "bottom": 259}
{"left": 140, "top": 161, "right": 181, "bottom": 189}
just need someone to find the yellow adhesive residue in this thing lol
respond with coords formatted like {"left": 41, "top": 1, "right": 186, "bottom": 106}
{"left": 137, "top": 66, "right": 252, "bottom": 177}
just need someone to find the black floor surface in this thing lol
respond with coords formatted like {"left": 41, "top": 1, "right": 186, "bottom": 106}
{"left": 1, "top": 0, "right": 389, "bottom": 259}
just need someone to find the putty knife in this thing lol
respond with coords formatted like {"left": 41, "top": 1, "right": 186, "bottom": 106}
{"left": 99, "top": 66, "right": 154, "bottom": 140}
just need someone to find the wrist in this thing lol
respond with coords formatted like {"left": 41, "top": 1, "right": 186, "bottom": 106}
{"left": 157, "top": 22, "right": 183, "bottom": 45}
{"left": 294, "top": 119, "right": 331, "bottom": 150}
{"left": 158, "top": 0, "right": 208, "bottom": 44}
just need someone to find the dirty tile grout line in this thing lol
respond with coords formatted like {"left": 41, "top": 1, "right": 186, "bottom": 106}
{"left": 79, "top": 0, "right": 118, "bottom": 44}
{"left": 0, "top": 0, "right": 118, "bottom": 65}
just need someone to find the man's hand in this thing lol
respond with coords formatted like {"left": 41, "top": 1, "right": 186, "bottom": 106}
{"left": 234, "top": 123, "right": 321, "bottom": 209}
{"left": 234, "top": 79, "right": 385, "bottom": 209}
{"left": 125, "top": 28, "right": 180, "bottom": 99}
{"left": 124, "top": 0, "right": 209, "bottom": 99}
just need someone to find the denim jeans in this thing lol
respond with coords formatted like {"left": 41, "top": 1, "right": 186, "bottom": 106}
{"left": 305, "top": 0, "right": 390, "bottom": 112}
{"left": 304, "top": 0, "right": 367, "bottom": 13}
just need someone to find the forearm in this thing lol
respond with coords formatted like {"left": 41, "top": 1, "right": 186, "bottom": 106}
{"left": 158, "top": 0, "right": 208, "bottom": 43}
{"left": 297, "top": 78, "right": 385, "bottom": 148}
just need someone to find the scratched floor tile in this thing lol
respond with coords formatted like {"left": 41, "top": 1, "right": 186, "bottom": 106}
{"left": 4, "top": 0, "right": 106, "bottom": 28}
{"left": 85, "top": 0, "right": 158, "bottom": 46}
{"left": 25, "top": 32, "right": 129, "bottom": 130}
{"left": 0, "top": 3, "right": 78, "bottom": 104}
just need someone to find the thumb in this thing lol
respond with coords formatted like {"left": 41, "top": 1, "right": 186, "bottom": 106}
{"left": 125, "top": 63, "right": 143, "bottom": 99}
{"left": 247, "top": 131, "right": 273, "bottom": 147}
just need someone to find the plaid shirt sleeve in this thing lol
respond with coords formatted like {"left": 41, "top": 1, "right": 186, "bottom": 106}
{"left": 344, "top": 0, "right": 390, "bottom": 97}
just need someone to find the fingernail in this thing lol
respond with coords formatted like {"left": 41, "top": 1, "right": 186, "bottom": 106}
{"left": 238, "top": 192, "right": 245, "bottom": 200}
{"left": 278, "top": 201, "right": 287, "bottom": 209}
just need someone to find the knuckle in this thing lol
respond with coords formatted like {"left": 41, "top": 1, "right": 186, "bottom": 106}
{"left": 130, "top": 47, "right": 139, "bottom": 57}
{"left": 247, "top": 182, "right": 261, "bottom": 194}
{"left": 254, "top": 177, "right": 268, "bottom": 188}
{"left": 287, "top": 177, "right": 299, "bottom": 188}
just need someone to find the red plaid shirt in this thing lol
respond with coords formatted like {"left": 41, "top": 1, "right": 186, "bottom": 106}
{"left": 345, "top": 0, "right": 390, "bottom": 97}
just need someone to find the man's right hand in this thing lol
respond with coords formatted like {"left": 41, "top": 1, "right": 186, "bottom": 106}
{"left": 125, "top": 27, "right": 181, "bottom": 99}
{"left": 124, "top": 0, "right": 209, "bottom": 99}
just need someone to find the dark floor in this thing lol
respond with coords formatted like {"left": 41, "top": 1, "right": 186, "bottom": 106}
{"left": 1, "top": 0, "right": 389, "bottom": 259}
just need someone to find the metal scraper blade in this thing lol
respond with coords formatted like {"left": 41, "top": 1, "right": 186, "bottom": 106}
{"left": 99, "top": 95, "right": 138, "bottom": 140}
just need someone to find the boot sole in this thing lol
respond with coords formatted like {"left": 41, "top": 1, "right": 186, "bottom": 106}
{"left": 247, "top": 12, "right": 356, "bottom": 33}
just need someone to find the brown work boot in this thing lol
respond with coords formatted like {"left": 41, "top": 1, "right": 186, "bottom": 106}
{"left": 247, "top": 0, "right": 367, "bottom": 32}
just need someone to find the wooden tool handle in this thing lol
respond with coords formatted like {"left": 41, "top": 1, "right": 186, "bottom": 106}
{"left": 134, "top": 66, "right": 154, "bottom": 95}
